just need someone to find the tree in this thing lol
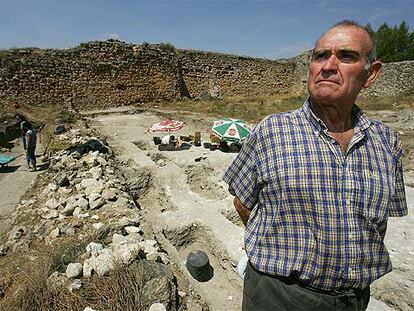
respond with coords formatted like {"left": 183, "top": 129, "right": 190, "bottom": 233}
{"left": 368, "top": 21, "right": 414, "bottom": 62}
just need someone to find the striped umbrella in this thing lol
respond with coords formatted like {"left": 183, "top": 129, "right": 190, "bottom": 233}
{"left": 212, "top": 117, "right": 251, "bottom": 143}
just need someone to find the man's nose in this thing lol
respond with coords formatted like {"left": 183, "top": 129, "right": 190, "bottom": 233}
{"left": 322, "top": 54, "right": 339, "bottom": 73}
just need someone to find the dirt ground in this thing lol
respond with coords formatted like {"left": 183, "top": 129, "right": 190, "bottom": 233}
{"left": 0, "top": 106, "right": 412, "bottom": 310}
{"left": 87, "top": 107, "right": 413, "bottom": 311}
{"left": 0, "top": 140, "right": 46, "bottom": 237}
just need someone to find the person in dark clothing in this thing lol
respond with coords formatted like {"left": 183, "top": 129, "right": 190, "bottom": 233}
{"left": 23, "top": 122, "right": 37, "bottom": 171}
{"left": 15, "top": 114, "right": 28, "bottom": 149}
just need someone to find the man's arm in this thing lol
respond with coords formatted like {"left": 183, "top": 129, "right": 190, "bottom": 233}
{"left": 233, "top": 196, "right": 251, "bottom": 226}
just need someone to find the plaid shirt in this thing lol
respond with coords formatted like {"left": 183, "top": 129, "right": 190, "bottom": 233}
{"left": 223, "top": 99, "right": 407, "bottom": 291}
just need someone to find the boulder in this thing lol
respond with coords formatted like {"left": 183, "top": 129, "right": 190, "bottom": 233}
{"left": 66, "top": 262, "right": 83, "bottom": 279}
{"left": 83, "top": 248, "right": 114, "bottom": 277}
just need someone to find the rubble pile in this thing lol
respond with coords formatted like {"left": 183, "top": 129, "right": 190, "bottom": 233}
{"left": 0, "top": 127, "right": 184, "bottom": 310}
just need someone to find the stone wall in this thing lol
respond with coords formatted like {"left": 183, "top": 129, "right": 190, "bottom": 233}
{"left": 0, "top": 40, "right": 413, "bottom": 110}
{"left": 360, "top": 60, "right": 414, "bottom": 97}
{"left": 0, "top": 41, "right": 184, "bottom": 109}
{"left": 179, "top": 50, "right": 299, "bottom": 98}
{"left": 0, "top": 40, "right": 299, "bottom": 109}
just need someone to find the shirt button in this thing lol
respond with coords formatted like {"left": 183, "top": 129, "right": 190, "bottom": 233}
{"left": 346, "top": 199, "right": 351, "bottom": 206}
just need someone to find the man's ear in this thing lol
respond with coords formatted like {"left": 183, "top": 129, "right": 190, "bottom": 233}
{"left": 363, "top": 61, "right": 382, "bottom": 88}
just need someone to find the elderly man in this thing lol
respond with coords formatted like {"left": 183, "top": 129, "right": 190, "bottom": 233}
{"left": 223, "top": 20, "right": 407, "bottom": 311}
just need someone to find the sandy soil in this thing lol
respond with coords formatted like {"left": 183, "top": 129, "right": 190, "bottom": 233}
{"left": 0, "top": 107, "right": 412, "bottom": 310}
{"left": 88, "top": 108, "right": 413, "bottom": 311}
{"left": 0, "top": 140, "right": 45, "bottom": 237}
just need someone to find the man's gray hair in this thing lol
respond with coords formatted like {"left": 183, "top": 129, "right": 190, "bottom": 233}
{"left": 314, "top": 20, "right": 377, "bottom": 71}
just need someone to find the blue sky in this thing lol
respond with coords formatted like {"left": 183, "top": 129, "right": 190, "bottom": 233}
{"left": 0, "top": 0, "right": 412, "bottom": 59}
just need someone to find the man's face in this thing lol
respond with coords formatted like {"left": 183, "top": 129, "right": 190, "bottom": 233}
{"left": 307, "top": 26, "right": 373, "bottom": 105}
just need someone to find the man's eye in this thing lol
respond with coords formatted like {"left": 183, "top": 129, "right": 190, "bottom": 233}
{"left": 312, "top": 52, "right": 329, "bottom": 61}
{"left": 339, "top": 52, "right": 358, "bottom": 62}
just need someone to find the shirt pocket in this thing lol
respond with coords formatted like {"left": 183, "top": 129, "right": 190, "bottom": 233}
{"left": 352, "top": 168, "right": 395, "bottom": 223}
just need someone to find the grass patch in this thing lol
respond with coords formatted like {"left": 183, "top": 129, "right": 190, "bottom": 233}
{"left": 358, "top": 93, "right": 414, "bottom": 111}
{"left": 0, "top": 237, "right": 143, "bottom": 311}
{"left": 144, "top": 93, "right": 414, "bottom": 124}
{"left": 145, "top": 94, "right": 307, "bottom": 123}
{"left": 1, "top": 101, "right": 77, "bottom": 148}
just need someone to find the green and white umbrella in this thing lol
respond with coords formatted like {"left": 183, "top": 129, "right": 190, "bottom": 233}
{"left": 212, "top": 117, "right": 251, "bottom": 143}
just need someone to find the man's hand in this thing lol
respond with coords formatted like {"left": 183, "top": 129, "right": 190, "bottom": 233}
{"left": 233, "top": 196, "right": 251, "bottom": 226}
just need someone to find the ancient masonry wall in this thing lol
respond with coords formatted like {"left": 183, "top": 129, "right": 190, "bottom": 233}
{"left": 0, "top": 40, "right": 413, "bottom": 110}
{"left": 0, "top": 41, "right": 184, "bottom": 109}
{"left": 0, "top": 40, "right": 299, "bottom": 109}
{"left": 179, "top": 50, "right": 298, "bottom": 98}
{"left": 360, "top": 60, "right": 414, "bottom": 97}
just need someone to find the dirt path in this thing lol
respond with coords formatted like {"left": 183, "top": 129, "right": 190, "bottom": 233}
{"left": 89, "top": 109, "right": 413, "bottom": 311}
{"left": 0, "top": 140, "right": 44, "bottom": 237}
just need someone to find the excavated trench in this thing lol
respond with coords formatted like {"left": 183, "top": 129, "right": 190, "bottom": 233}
{"left": 90, "top": 111, "right": 245, "bottom": 310}
{"left": 89, "top": 109, "right": 414, "bottom": 311}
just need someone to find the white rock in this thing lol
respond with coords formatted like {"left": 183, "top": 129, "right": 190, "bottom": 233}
{"left": 62, "top": 203, "right": 76, "bottom": 216}
{"left": 83, "top": 307, "right": 97, "bottom": 311}
{"left": 126, "top": 233, "right": 144, "bottom": 243}
{"left": 89, "top": 166, "right": 103, "bottom": 179}
{"left": 102, "top": 188, "right": 117, "bottom": 201}
{"left": 86, "top": 242, "right": 104, "bottom": 256}
{"left": 89, "top": 193, "right": 105, "bottom": 210}
{"left": 85, "top": 180, "right": 105, "bottom": 196}
{"left": 124, "top": 226, "right": 141, "bottom": 235}
{"left": 83, "top": 248, "right": 114, "bottom": 277}
{"left": 58, "top": 187, "right": 73, "bottom": 196}
{"left": 113, "top": 243, "right": 140, "bottom": 265}
{"left": 76, "top": 197, "right": 89, "bottom": 210}
{"left": 46, "top": 198, "right": 61, "bottom": 209}
{"left": 43, "top": 210, "right": 59, "bottom": 219}
{"left": 112, "top": 233, "right": 128, "bottom": 245}
{"left": 73, "top": 207, "right": 83, "bottom": 217}
{"left": 91, "top": 215, "right": 100, "bottom": 220}
{"left": 149, "top": 303, "right": 167, "bottom": 311}
{"left": 66, "top": 262, "right": 83, "bottom": 279}
{"left": 77, "top": 213, "right": 90, "bottom": 219}
{"left": 81, "top": 178, "right": 97, "bottom": 189}
{"left": 69, "top": 279, "right": 82, "bottom": 292}
{"left": 49, "top": 227, "right": 61, "bottom": 239}
{"left": 92, "top": 222, "right": 104, "bottom": 230}
{"left": 144, "top": 240, "right": 159, "bottom": 257}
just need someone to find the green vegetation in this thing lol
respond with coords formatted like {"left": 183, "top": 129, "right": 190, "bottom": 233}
{"left": 366, "top": 21, "right": 414, "bottom": 62}
{"left": 158, "top": 42, "right": 177, "bottom": 54}
{"left": 146, "top": 92, "right": 414, "bottom": 124}
{"left": 0, "top": 244, "right": 143, "bottom": 311}
{"left": 0, "top": 101, "right": 77, "bottom": 148}
{"left": 146, "top": 95, "right": 307, "bottom": 123}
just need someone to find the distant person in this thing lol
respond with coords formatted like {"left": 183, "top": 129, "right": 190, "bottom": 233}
{"left": 159, "top": 135, "right": 178, "bottom": 151}
{"left": 15, "top": 114, "right": 27, "bottom": 149}
{"left": 23, "top": 122, "right": 37, "bottom": 171}
{"left": 223, "top": 20, "right": 407, "bottom": 311}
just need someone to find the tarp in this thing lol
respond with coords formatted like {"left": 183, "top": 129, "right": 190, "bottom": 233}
{"left": 0, "top": 154, "right": 15, "bottom": 167}
{"left": 148, "top": 119, "right": 185, "bottom": 133}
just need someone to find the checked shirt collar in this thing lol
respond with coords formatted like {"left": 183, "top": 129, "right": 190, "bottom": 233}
{"left": 302, "top": 98, "right": 373, "bottom": 155}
